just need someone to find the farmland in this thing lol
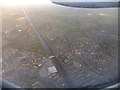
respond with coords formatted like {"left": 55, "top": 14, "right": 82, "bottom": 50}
{"left": 2, "top": 5, "right": 118, "bottom": 88}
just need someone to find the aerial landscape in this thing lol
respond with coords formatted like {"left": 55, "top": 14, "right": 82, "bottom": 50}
{"left": 2, "top": 4, "right": 118, "bottom": 88}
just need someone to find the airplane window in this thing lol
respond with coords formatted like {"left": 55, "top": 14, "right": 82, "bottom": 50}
{"left": 1, "top": 0, "right": 119, "bottom": 88}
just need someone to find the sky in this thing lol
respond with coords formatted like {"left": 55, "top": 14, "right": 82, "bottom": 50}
{"left": 1, "top": 0, "right": 119, "bottom": 7}
{"left": 1, "top": 0, "right": 52, "bottom": 6}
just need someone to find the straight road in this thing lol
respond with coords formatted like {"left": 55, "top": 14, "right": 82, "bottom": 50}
{"left": 22, "top": 9, "right": 75, "bottom": 88}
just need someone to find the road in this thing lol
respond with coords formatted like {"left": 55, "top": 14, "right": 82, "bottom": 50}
{"left": 22, "top": 9, "right": 75, "bottom": 88}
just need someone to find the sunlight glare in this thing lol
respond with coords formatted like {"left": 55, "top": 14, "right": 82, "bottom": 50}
{"left": 2, "top": 0, "right": 52, "bottom": 6}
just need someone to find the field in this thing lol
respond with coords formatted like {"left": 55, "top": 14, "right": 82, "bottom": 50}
{"left": 2, "top": 5, "right": 118, "bottom": 88}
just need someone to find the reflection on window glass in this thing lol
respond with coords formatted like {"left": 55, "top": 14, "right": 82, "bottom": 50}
{"left": 2, "top": 3, "right": 118, "bottom": 88}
